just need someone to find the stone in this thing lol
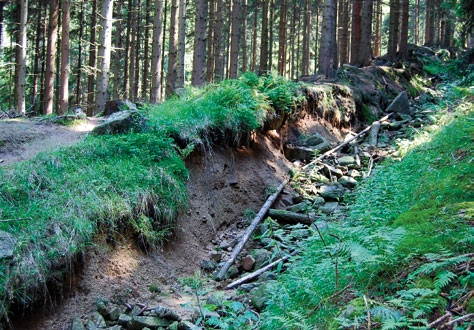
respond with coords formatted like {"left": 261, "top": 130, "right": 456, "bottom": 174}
{"left": 338, "top": 176, "right": 358, "bottom": 188}
{"left": 200, "top": 260, "right": 218, "bottom": 272}
{"left": 241, "top": 255, "right": 256, "bottom": 271}
{"left": 92, "top": 312, "right": 106, "bottom": 328}
{"left": 322, "top": 165, "right": 343, "bottom": 178}
{"left": 150, "top": 306, "right": 181, "bottom": 322}
{"left": 106, "top": 326, "right": 122, "bottom": 330}
{"left": 178, "top": 320, "right": 202, "bottom": 330}
{"left": 348, "top": 169, "right": 361, "bottom": 178}
{"left": 108, "top": 307, "right": 121, "bottom": 321}
{"left": 337, "top": 155, "right": 356, "bottom": 166}
{"left": 219, "top": 239, "right": 234, "bottom": 250}
{"left": 118, "top": 313, "right": 132, "bottom": 326}
{"left": 302, "top": 133, "right": 326, "bottom": 146}
{"left": 388, "top": 121, "right": 403, "bottom": 130}
{"left": 283, "top": 144, "right": 314, "bottom": 162}
{"left": 311, "top": 196, "right": 326, "bottom": 206}
{"left": 240, "top": 283, "right": 258, "bottom": 292}
{"left": 209, "top": 251, "right": 222, "bottom": 263}
{"left": 71, "top": 317, "right": 85, "bottom": 330}
{"left": 227, "top": 265, "right": 240, "bottom": 279}
{"left": 251, "top": 282, "right": 275, "bottom": 311}
{"left": 314, "top": 140, "right": 332, "bottom": 153}
{"left": 169, "top": 321, "right": 179, "bottom": 330}
{"left": 0, "top": 231, "right": 16, "bottom": 260}
{"left": 128, "top": 315, "right": 170, "bottom": 330}
{"left": 104, "top": 99, "right": 138, "bottom": 116}
{"left": 95, "top": 298, "right": 109, "bottom": 317}
{"left": 92, "top": 111, "right": 147, "bottom": 135}
{"left": 251, "top": 249, "right": 272, "bottom": 269}
{"left": 309, "top": 172, "right": 330, "bottom": 183}
{"left": 386, "top": 91, "right": 410, "bottom": 114}
{"left": 320, "top": 202, "right": 339, "bottom": 214}
{"left": 319, "top": 185, "right": 345, "bottom": 201}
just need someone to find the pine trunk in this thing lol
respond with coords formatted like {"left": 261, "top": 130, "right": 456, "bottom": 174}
{"left": 75, "top": 0, "right": 84, "bottom": 105}
{"left": 95, "top": 0, "right": 114, "bottom": 114}
{"left": 176, "top": 0, "right": 186, "bottom": 88}
{"left": 112, "top": 0, "right": 123, "bottom": 99}
{"left": 268, "top": 0, "right": 274, "bottom": 71}
{"left": 337, "top": 0, "right": 349, "bottom": 65}
{"left": 43, "top": 0, "right": 59, "bottom": 115}
{"left": 206, "top": 0, "right": 216, "bottom": 82}
{"left": 240, "top": 0, "right": 248, "bottom": 72}
{"left": 192, "top": 0, "right": 208, "bottom": 86}
{"left": 350, "top": 0, "right": 362, "bottom": 65}
{"left": 357, "top": 0, "right": 373, "bottom": 67}
{"left": 59, "top": 0, "right": 70, "bottom": 115}
{"left": 142, "top": 0, "right": 151, "bottom": 98}
{"left": 150, "top": 0, "right": 164, "bottom": 103}
{"left": 318, "top": 0, "right": 336, "bottom": 78}
{"left": 373, "top": 0, "right": 382, "bottom": 57}
{"left": 229, "top": 0, "right": 241, "bottom": 78}
{"left": 165, "top": 0, "right": 179, "bottom": 96}
{"left": 214, "top": 0, "right": 225, "bottom": 81}
{"left": 250, "top": 0, "right": 258, "bottom": 72}
{"left": 15, "top": 0, "right": 28, "bottom": 116}
{"left": 160, "top": 0, "right": 168, "bottom": 97}
{"left": 32, "top": 2, "right": 44, "bottom": 112}
{"left": 278, "top": 0, "right": 288, "bottom": 76}
{"left": 87, "top": 0, "right": 97, "bottom": 115}
{"left": 387, "top": 0, "right": 400, "bottom": 58}
{"left": 399, "top": 0, "right": 409, "bottom": 59}
{"left": 259, "top": 0, "right": 269, "bottom": 73}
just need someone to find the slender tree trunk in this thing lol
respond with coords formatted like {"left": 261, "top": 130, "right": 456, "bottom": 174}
{"left": 165, "top": 0, "right": 179, "bottom": 96}
{"left": 192, "top": 0, "right": 208, "bottom": 86}
{"left": 123, "top": 0, "right": 132, "bottom": 98}
{"left": 356, "top": 0, "right": 373, "bottom": 67}
{"left": 318, "top": 0, "right": 336, "bottom": 78}
{"left": 0, "top": 1, "right": 4, "bottom": 51}
{"left": 95, "top": 0, "right": 114, "bottom": 114}
{"left": 241, "top": 0, "right": 248, "bottom": 72}
{"left": 15, "top": 0, "right": 28, "bottom": 116}
{"left": 128, "top": 0, "right": 138, "bottom": 100}
{"left": 177, "top": 0, "right": 186, "bottom": 88}
{"left": 43, "top": 0, "right": 59, "bottom": 115}
{"left": 160, "top": 0, "right": 168, "bottom": 98}
{"left": 399, "top": 0, "right": 409, "bottom": 59}
{"left": 59, "top": 0, "right": 70, "bottom": 115}
{"left": 301, "top": 0, "right": 311, "bottom": 75}
{"left": 142, "top": 0, "right": 151, "bottom": 98}
{"left": 387, "top": 0, "right": 400, "bottom": 58}
{"left": 214, "top": 0, "right": 225, "bottom": 81}
{"left": 112, "top": 0, "right": 123, "bottom": 99}
{"left": 277, "top": 0, "right": 288, "bottom": 76}
{"left": 268, "top": 0, "right": 274, "bottom": 71}
{"left": 229, "top": 0, "right": 241, "bottom": 78}
{"left": 415, "top": 0, "right": 420, "bottom": 45}
{"left": 350, "top": 0, "right": 361, "bottom": 65}
{"left": 373, "top": 0, "right": 382, "bottom": 57}
{"left": 338, "top": 0, "right": 349, "bottom": 65}
{"left": 424, "top": 0, "right": 434, "bottom": 45}
{"left": 133, "top": 1, "right": 141, "bottom": 99}
{"left": 250, "top": 0, "right": 258, "bottom": 72}
{"left": 206, "top": 0, "right": 216, "bottom": 82}
{"left": 76, "top": 0, "right": 84, "bottom": 105}
{"left": 32, "top": 1, "right": 44, "bottom": 113}
{"left": 259, "top": 0, "right": 269, "bottom": 73}
{"left": 313, "top": 4, "right": 319, "bottom": 74}
{"left": 87, "top": 0, "right": 97, "bottom": 116}
{"left": 150, "top": 0, "right": 164, "bottom": 103}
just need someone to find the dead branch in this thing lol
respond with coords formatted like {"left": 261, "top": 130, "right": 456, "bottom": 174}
{"left": 268, "top": 209, "right": 318, "bottom": 225}
{"left": 445, "top": 313, "right": 473, "bottom": 327}
{"left": 427, "top": 312, "right": 452, "bottom": 328}
{"left": 368, "top": 122, "right": 381, "bottom": 147}
{"left": 216, "top": 180, "right": 287, "bottom": 281}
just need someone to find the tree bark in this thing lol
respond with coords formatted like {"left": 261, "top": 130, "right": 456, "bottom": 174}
{"left": 165, "top": 0, "right": 179, "bottom": 96}
{"left": 87, "top": 0, "right": 97, "bottom": 116}
{"left": 75, "top": 0, "right": 84, "bottom": 105}
{"left": 399, "top": 0, "right": 409, "bottom": 60}
{"left": 15, "top": 0, "right": 28, "bottom": 116}
{"left": 358, "top": 0, "right": 373, "bottom": 66}
{"left": 32, "top": 1, "right": 44, "bottom": 113}
{"left": 112, "top": 0, "right": 123, "bottom": 99}
{"left": 240, "top": 0, "right": 248, "bottom": 72}
{"left": 160, "top": 0, "right": 168, "bottom": 98}
{"left": 268, "top": 0, "right": 274, "bottom": 71}
{"left": 350, "top": 0, "right": 362, "bottom": 65}
{"left": 142, "top": 0, "right": 151, "bottom": 98}
{"left": 206, "top": 0, "right": 216, "bottom": 82}
{"left": 373, "top": 0, "right": 382, "bottom": 57}
{"left": 176, "top": 0, "right": 186, "bottom": 88}
{"left": 43, "top": 0, "right": 59, "bottom": 115}
{"left": 387, "top": 0, "right": 400, "bottom": 59}
{"left": 259, "top": 0, "right": 269, "bottom": 73}
{"left": 268, "top": 209, "right": 317, "bottom": 225}
{"left": 95, "top": 0, "right": 114, "bottom": 114}
{"left": 128, "top": 0, "right": 138, "bottom": 100}
{"left": 150, "top": 0, "right": 164, "bottom": 103}
{"left": 337, "top": 0, "right": 349, "bottom": 66}
{"left": 216, "top": 180, "right": 287, "bottom": 280}
{"left": 229, "top": 0, "right": 241, "bottom": 79}
{"left": 191, "top": 0, "right": 208, "bottom": 87}
{"left": 277, "top": 0, "right": 288, "bottom": 76}
{"left": 318, "top": 0, "right": 336, "bottom": 78}
{"left": 250, "top": 0, "right": 258, "bottom": 72}
{"left": 214, "top": 0, "right": 225, "bottom": 81}
{"left": 59, "top": 0, "right": 70, "bottom": 115}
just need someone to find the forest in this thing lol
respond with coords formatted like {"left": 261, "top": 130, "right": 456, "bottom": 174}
{"left": 0, "top": 0, "right": 472, "bottom": 117}
{"left": 0, "top": 0, "right": 473, "bottom": 329}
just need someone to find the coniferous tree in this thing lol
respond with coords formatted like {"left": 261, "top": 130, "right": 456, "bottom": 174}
{"left": 165, "top": 0, "right": 178, "bottom": 96}
{"left": 87, "top": 0, "right": 97, "bottom": 115}
{"left": 112, "top": 0, "right": 123, "bottom": 99}
{"left": 278, "top": 0, "right": 288, "bottom": 76}
{"left": 399, "top": 0, "right": 409, "bottom": 59}
{"left": 150, "top": 0, "right": 164, "bottom": 103}
{"left": 259, "top": 0, "right": 269, "bottom": 73}
{"left": 176, "top": 0, "right": 186, "bottom": 88}
{"left": 214, "top": 0, "right": 225, "bottom": 81}
{"left": 59, "top": 0, "right": 70, "bottom": 115}
{"left": 387, "top": 0, "right": 400, "bottom": 58}
{"left": 318, "top": 0, "right": 337, "bottom": 78}
{"left": 43, "top": 0, "right": 59, "bottom": 115}
{"left": 15, "top": 0, "right": 27, "bottom": 115}
{"left": 229, "top": 0, "right": 241, "bottom": 78}
{"left": 192, "top": 0, "right": 208, "bottom": 86}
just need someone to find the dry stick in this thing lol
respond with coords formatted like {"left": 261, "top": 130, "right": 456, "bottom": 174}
{"left": 363, "top": 295, "right": 371, "bottom": 330}
{"left": 216, "top": 179, "right": 287, "bottom": 281}
{"left": 225, "top": 252, "right": 295, "bottom": 290}
{"left": 445, "top": 313, "right": 474, "bottom": 326}
{"left": 427, "top": 312, "right": 453, "bottom": 328}
{"left": 302, "top": 113, "right": 394, "bottom": 170}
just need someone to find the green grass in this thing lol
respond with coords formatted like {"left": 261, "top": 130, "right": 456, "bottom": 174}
{"left": 260, "top": 89, "right": 473, "bottom": 329}
{"left": 0, "top": 133, "right": 188, "bottom": 319}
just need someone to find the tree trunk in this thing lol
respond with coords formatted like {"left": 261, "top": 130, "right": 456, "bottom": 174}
{"left": 75, "top": 0, "right": 84, "bottom": 105}
{"left": 32, "top": 1, "right": 44, "bottom": 113}
{"left": 229, "top": 0, "right": 241, "bottom": 78}
{"left": 142, "top": 0, "right": 151, "bottom": 98}
{"left": 112, "top": 0, "right": 123, "bottom": 99}
{"left": 191, "top": 0, "right": 208, "bottom": 87}
{"left": 268, "top": 0, "right": 274, "bottom": 71}
{"left": 250, "top": 0, "right": 258, "bottom": 72}
{"left": 357, "top": 0, "right": 373, "bottom": 66}
{"left": 95, "top": 0, "right": 114, "bottom": 114}
{"left": 123, "top": 0, "right": 133, "bottom": 99}
{"left": 318, "top": 0, "right": 336, "bottom": 78}
{"left": 206, "top": 0, "right": 216, "bottom": 82}
{"left": 350, "top": 0, "right": 361, "bottom": 65}
{"left": 165, "top": 0, "right": 179, "bottom": 96}
{"left": 289, "top": 0, "right": 297, "bottom": 79}
{"left": 0, "top": 1, "right": 4, "bottom": 50}
{"left": 87, "top": 0, "right": 97, "bottom": 116}
{"left": 373, "top": 0, "right": 382, "bottom": 57}
{"left": 268, "top": 209, "right": 317, "bottom": 225}
{"left": 278, "top": 0, "right": 288, "bottom": 76}
{"left": 160, "top": 0, "right": 168, "bottom": 98}
{"left": 59, "top": 0, "right": 70, "bottom": 115}
{"left": 133, "top": 1, "right": 142, "bottom": 100}
{"left": 337, "top": 0, "right": 349, "bottom": 66}
{"left": 387, "top": 0, "right": 400, "bottom": 58}
{"left": 214, "top": 0, "right": 225, "bottom": 81}
{"left": 399, "top": 0, "right": 409, "bottom": 60}
{"left": 424, "top": 0, "right": 434, "bottom": 45}
{"left": 128, "top": 0, "right": 138, "bottom": 100}
{"left": 176, "top": 0, "right": 186, "bottom": 88}
{"left": 43, "top": 0, "right": 59, "bottom": 115}
{"left": 15, "top": 0, "right": 28, "bottom": 116}
{"left": 240, "top": 0, "right": 248, "bottom": 72}
{"left": 150, "top": 0, "right": 164, "bottom": 103}
{"left": 259, "top": 0, "right": 269, "bottom": 73}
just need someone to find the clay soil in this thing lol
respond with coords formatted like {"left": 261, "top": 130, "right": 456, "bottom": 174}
{"left": 1, "top": 118, "right": 330, "bottom": 329}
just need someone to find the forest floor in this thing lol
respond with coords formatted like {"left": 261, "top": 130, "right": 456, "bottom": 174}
{"left": 0, "top": 116, "right": 345, "bottom": 329}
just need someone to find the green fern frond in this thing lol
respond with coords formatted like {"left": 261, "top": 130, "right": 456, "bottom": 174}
{"left": 434, "top": 270, "right": 457, "bottom": 290}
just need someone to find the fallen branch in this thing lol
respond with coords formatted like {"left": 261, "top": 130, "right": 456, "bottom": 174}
{"left": 427, "top": 312, "right": 452, "bottom": 328}
{"left": 368, "top": 122, "right": 381, "bottom": 147}
{"left": 268, "top": 209, "right": 317, "bottom": 225}
{"left": 0, "top": 217, "right": 33, "bottom": 223}
{"left": 216, "top": 180, "right": 287, "bottom": 281}
{"left": 445, "top": 313, "right": 473, "bottom": 327}
{"left": 225, "top": 253, "right": 294, "bottom": 290}
{"left": 302, "top": 113, "right": 393, "bottom": 170}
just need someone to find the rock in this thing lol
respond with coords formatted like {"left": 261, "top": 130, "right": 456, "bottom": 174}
{"left": 200, "top": 260, "right": 218, "bottom": 272}
{"left": 108, "top": 307, "right": 121, "bottom": 321}
{"left": 91, "top": 312, "right": 106, "bottom": 328}
{"left": 104, "top": 99, "right": 138, "bottom": 116}
{"left": 118, "top": 313, "right": 132, "bottom": 326}
{"left": 251, "top": 249, "right": 272, "bottom": 269}
{"left": 319, "top": 185, "right": 345, "bottom": 201}
{"left": 150, "top": 306, "right": 181, "bottom": 322}
{"left": 337, "top": 155, "right": 356, "bottom": 166}
{"left": 338, "top": 176, "right": 358, "bottom": 188}
{"left": 386, "top": 91, "right": 410, "bottom": 114}
{"left": 219, "top": 239, "right": 234, "bottom": 250}
{"left": 92, "top": 111, "right": 147, "bottom": 135}
{"left": 240, "top": 283, "right": 258, "bottom": 292}
{"left": 128, "top": 315, "right": 170, "bottom": 330}
{"left": 311, "top": 196, "right": 326, "bottom": 206}
{"left": 251, "top": 282, "right": 275, "bottom": 311}
{"left": 283, "top": 144, "right": 314, "bottom": 162}
{"left": 302, "top": 133, "right": 326, "bottom": 146}
{"left": 0, "top": 231, "right": 16, "bottom": 260}
{"left": 169, "top": 321, "right": 179, "bottom": 330}
{"left": 241, "top": 255, "right": 256, "bottom": 271}
{"left": 314, "top": 140, "right": 332, "bottom": 153}
{"left": 320, "top": 202, "right": 339, "bottom": 214}
{"left": 322, "top": 165, "right": 344, "bottom": 178}
{"left": 227, "top": 265, "right": 240, "bottom": 279}
{"left": 287, "top": 201, "right": 311, "bottom": 213}
{"left": 106, "top": 326, "right": 122, "bottom": 330}
{"left": 178, "top": 320, "right": 202, "bottom": 330}
{"left": 309, "top": 172, "right": 330, "bottom": 183}
{"left": 388, "top": 121, "right": 403, "bottom": 130}
{"left": 209, "top": 251, "right": 222, "bottom": 263}
{"left": 71, "top": 317, "right": 85, "bottom": 330}
{"left": 348, "top": 169, "right": 361, "bottom": 178}
{"left": 95, "top": 298, "right": 109, "bottom": 318}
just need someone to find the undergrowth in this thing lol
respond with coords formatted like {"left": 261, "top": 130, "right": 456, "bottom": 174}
{"left": 260, "top": 86, "right": 473, "bottom": 328}
{"left": 0, "top": 133, "right": 188, "bottom": 320}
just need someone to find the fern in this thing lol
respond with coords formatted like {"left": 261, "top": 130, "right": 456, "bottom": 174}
{"left": 434, "top": 270, "right": 457, "bottom": 290}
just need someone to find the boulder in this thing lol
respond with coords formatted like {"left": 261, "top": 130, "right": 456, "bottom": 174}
{"left": 251, "top": 249, "right": 272, "bottom": 269}
{"left": 200, "top": 260, "right": 218, "bottom": 272}
{"left": 92, "top": 111, "right": 147, "bottom": 135}
{"left": 283, "top": 144, "right": 314, "bottom": 162}
{"left": 0, "top": 231, "right": 16, "bottom": 260}
{"left": 337, "top": 156, "right": 356, "bottom": 166}
{"left": 104, "top": 99, "right": 138, "bottom": 116}
{"left": 128, "top": 315, "right": 170, "bottom": 330}
{"left": 241, "top": 255, "right": 256, "bottom": 271}
{"left": 302, "top": 133, "right": 326, "bottom": 147}
{"left": 71, "top": 317, "right": 85, "bottom": 330}
{"left": 319, "top": 185, "right": 345, "bottom": 201}
{"left": 386, "top": 91, "right": 410, "bottom": 114}
{"left": 320, "top": 202, "right": 340, "bottom": 214}
{"left": 178, "top": 320, "right": 203, "bottom": 330}
{"left": 150, "top": 306, "right": 181, "bottom": 322}
{"left": 338, "top": 176, "right": 358, "bottom": 188}
{"left": 322, "top": 164, "right": 344, "bottom": 178}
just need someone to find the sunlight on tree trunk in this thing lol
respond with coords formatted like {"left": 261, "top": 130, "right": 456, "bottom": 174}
{"left": 15, "top": 0, "right": 28, "bottom": 116}
{"left": 59, "top": 0, "right": 70, "bottom": 115}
